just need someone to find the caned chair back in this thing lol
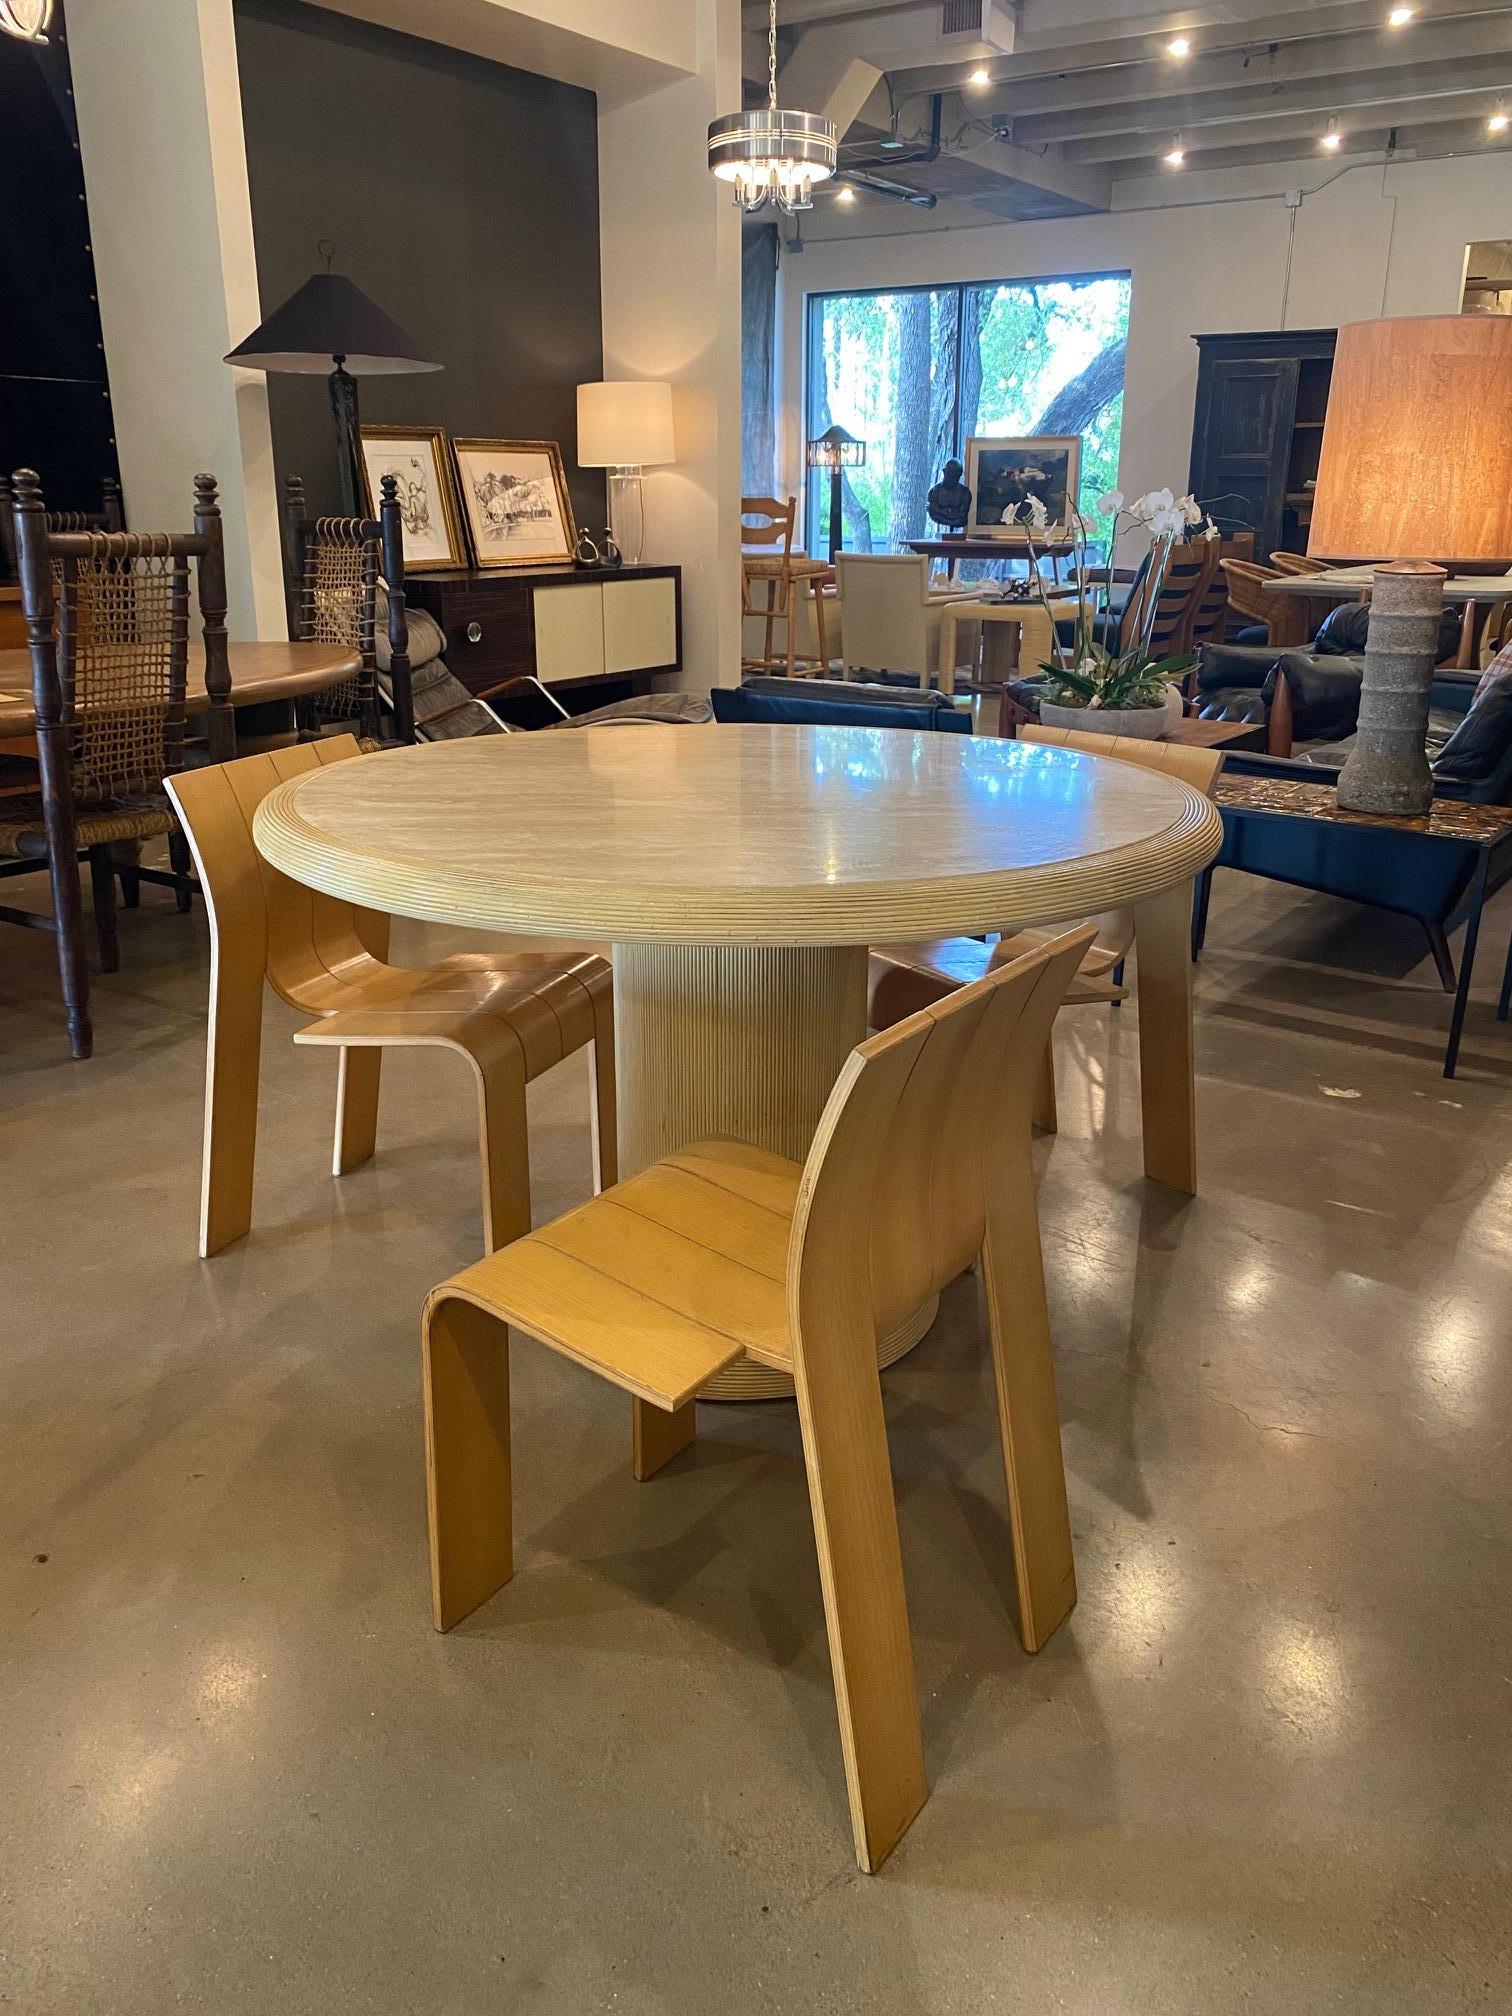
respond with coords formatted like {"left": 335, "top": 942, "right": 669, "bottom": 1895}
{"left": 0, "top": 473, "right": 124, "bottom": 577}
{"left": 165, "top": 735, "right": 383, "bottom": 1014}
{"left": 791, "top": 928, "right": 1092, "bottom": 1348}
{"left": 834, "top": 552, "right": 934, "bottom": 678}
{"left": 281, "top": 474, "right": 411, "bottom": 741}
{"left": 10, "top": 468, "right": 227, "bottom": 809}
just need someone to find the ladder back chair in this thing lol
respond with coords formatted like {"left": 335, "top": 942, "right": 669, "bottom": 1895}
{"left": 0, "top": 472, "right": 125, "bottom": 578}
{"left": 164, "top": 736, "right": 615, "bottom": 1260}
{"left": 281, "top": 473, "right": 414, "bottom": 745}
{"left": 870, "top": 724, "right": 1224, "bottom": 1136}
{"left": 741, "top": 494, "right": 831, "bottom": 678}
{"left": 421, "top": 927, "right": 1093, "bottom": 1874}
{"left": 0, "top": 468, "right": 228, "bottom": 1059}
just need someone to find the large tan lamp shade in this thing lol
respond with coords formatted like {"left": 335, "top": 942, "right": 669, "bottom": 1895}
{"left": 576, "top": 381, "right": 675, "bottom": 566}
{"left": 1307, "top": 314, "right": 1512, "bottom": 814}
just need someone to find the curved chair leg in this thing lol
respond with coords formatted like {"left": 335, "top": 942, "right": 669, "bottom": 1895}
{"left": 334, "top": 1045, "right": 382, "bottom": 1174}
{"left": 424, "top": 1293, "right": 513, "bottom": 1631}
{"left": 1032, "top": 1039, "right": 1058, "bottom": 1135}
{"left": 981, "top": 1159, "right": 1076, "bottom": 1655}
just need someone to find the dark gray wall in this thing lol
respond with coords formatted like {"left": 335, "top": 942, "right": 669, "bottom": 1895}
{"left": 233, "top": 0, "right": 605, "bottom": 529}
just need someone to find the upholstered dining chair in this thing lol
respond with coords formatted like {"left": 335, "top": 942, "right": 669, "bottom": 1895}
{"left": 0, "top": 468, "right": 227, "bottom": 1060}
{"left": 869, "top": 724, "right": 1224, "bottom": 1134}
{"left": 164, "top": 736, "right": 615, "bottom": 1260}
{"left": 281, "top": 473, "right": 414, "bottom": 745}
{"left": 835, "top": 552, "right": 979, "bottom": 688}
{"left": 420, "top": 926, "right": 1093, "bottom": 1874}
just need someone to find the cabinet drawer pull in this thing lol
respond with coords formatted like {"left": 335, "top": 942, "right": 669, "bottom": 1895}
{"left": 465, "top": 621, "right": 484, "bottom": 645}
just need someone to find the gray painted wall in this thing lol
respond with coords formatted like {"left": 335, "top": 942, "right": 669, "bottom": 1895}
{"left": 233, "top": 0, "right": 606, "bottom": 531}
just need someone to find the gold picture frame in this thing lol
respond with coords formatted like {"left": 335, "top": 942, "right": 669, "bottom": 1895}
{"left": 450, "top": 437, "right": 577, "bottom": 571}
{"left": 358, "top": 425, "right": 467, "bottom": 572}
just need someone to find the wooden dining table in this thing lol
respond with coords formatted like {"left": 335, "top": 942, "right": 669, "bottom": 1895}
{"left": 252, "top": 724, "right": 1223, "bottom": 1396}
{"left": 0, "top": 640, "right": 362, "bottom": 740}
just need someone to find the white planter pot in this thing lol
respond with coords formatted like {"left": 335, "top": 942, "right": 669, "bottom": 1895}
{"left": 1038, "top": 683, "right": 1185, "bottom": 742}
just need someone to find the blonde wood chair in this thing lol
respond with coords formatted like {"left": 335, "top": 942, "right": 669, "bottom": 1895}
{"left": 165, "top": 736, "right": 615, "bottom": 1260}
{"left": 741, "top": 495, "right": 831, "bottom": 677}
{"left": 869, "top": 725, "right": 1223, "bottom": 1134}
{"left": 421, "top": 925, "right": 1092, "bottom": 1873}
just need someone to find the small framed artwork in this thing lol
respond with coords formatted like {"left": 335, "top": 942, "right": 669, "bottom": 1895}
{"left": 359, "top": 425, "right": 467, "bottom": 571}
{"left": 451, "top": 438, "right": 577, "bottom": 570}
{"left": 965, "top": 435, "right": 1082, "bottom": 536}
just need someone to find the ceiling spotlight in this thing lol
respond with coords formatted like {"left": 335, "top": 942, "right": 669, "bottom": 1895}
{"left": 1386, "top": 5, "right": 1413, "bottom": 23}
{"left": 1167, "top": 35, "right": 1191, "bottom": 58}
{"left": 1164, "top": 133, "right": 1186, "bottom": 166}
{"left": 966, "top": 67, "right": 991, "bottom": 88}
{"left": 1320, "top": 118, "right": 1342, "bottom": 150}
{"left": 1489, "top": 105, "right": 1510, "bottom": 134}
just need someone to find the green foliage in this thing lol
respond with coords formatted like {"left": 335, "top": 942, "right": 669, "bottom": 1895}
{"left": 1039, "top": 646, "right": 1193, "bottom": 713}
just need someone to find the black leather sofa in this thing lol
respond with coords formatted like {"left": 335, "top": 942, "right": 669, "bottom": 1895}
{"left": 711, "top": 676, "right": 971, "bottom": 734}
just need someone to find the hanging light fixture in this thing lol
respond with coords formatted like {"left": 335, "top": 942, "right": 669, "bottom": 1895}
{"left": 0, "top": 0, "right": 52, "bottom": 41}
{"left": 708, "top": 0, "right": 836, "bottom": 216}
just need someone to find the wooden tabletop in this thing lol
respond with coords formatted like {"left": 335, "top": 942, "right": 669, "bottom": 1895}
{"left": 0, "top": 640, "right": 362, "bottom": 737}
{"left": 253, "top": 724, "right": 1224, "bottom": 944}
{"left": 907, "top": 534, "right": 1076, "bottom": 557}
{"left": 1266, "top": 569, "right": 1512, "bottom": 604}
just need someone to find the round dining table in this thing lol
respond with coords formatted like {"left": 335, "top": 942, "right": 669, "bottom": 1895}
{"left": 0, "top": 640, "right": 362, "bottom": 739}
{"left": 253, "top": 724, "right": 1223, "bottom": 1396}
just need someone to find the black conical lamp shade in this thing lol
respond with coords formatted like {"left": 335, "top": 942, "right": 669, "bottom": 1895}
{"left": 225, "top": 272, "right": 440, "bottom": 376}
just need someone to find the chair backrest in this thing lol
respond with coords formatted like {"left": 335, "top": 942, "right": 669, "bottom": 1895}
{"left": 789, "top": 928, "right": 1094, "bottom": 1346}
{"left": 1119, "top": 537, "right": 1215, "bottom": 659}
{"left": 1186, "top": 534, "right": 1252, "bottom": 653}
{"left": 0, "top": 473, "right": 124, "bottom": 577}
{"left": 164, "top": 734, "right": 385, "bottom": 1012}
{"left": 1221, "top": 557, "right": 1308, "bottom": 647}
{"left": 280, "top": 473, "right": 412, "bottom": 742}
{"left": 10, "top": 466, "right": 227, "bottom": 810}
{"left": 1268, "top": 550, "right": 1328, "bottom": 577}
{"left": 741, "top": 495, "right": 797, "bottom": 555}
{"left": 834, "top": 552, "right": 933, "bottom": 677}
{"left": 1020, "top": 721, "right": 1225, "bottom": 796}
{"left": 711, "top": 678, "right": 970, "bottom": 734}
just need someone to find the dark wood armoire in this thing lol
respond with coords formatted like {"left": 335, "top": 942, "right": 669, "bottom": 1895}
{"left": 1187, "top": 329, "right": 1337, "bottom": 563}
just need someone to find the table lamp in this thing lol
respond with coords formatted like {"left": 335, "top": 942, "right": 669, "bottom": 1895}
{"left": 1308, "top": 314, "right": 1512, "bottom": 814}
{"left": 576, "top": 381, "right": 675, "bottom": 566}
{"left": 225, "top": 243, "right": 440, "bottom": 516}
{"left": 807, "top": 424, "right": 865, "bottom": 565}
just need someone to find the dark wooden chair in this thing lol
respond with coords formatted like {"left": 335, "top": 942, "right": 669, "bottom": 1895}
{"left": 0, "top": 473, "right": 125, "bottom": 579}
{"left": 0, "top": 468, "right": 228, "bottom": 1060}
{"left": 280, "top": 473, "right": 413, "bottom": 744}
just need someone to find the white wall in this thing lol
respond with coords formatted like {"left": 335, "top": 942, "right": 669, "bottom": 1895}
{"left": 68, "top": 0, "right": 285, "bottom": 639}
{"left": 778, "top": 150, "right": 1512, "bottom": 554}
{"left": 599, "top": 0, "right": 744, "bottom": 690}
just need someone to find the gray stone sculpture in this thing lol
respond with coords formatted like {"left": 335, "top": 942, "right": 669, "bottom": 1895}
{"left": 1336, "top": 562, "right": 1447, "bottom": 817}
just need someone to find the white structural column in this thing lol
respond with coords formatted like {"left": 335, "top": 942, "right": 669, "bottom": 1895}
{"left": 598, "top": 0, "right": 744, "bottom": 690}
{"left": 66, "top": 0, "right": 285, "bottom": 639}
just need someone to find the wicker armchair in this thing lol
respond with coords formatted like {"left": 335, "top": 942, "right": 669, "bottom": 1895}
{"left": 0, "top": 468, "right": 228, "bottom": 1059}
{"left": 281, "top": 474, "right": 413, "bottom": 744}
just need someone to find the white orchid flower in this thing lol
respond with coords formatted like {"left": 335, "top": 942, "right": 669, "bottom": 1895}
{"left": 1020, "top": 494, "right": 1050, "bottom": 531}
{"left": 1203, "top": 514, "right": 1221, "bottom": 542}
{"left": 1177, "top": 492, "right": 1205, "bottom": 526}
{"left": 1095, "top": 489, "right": 1125, "bottom": 516}
{"left": 1147, "top": 505, "right": 1186, "bottom": 540}
{"left": 1132, "top": 486, "right": 1175, "bottom": 524}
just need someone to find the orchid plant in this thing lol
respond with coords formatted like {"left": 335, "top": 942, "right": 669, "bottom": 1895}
{"left": 1011, "top": 485, "right": 1220, "bottom": 713}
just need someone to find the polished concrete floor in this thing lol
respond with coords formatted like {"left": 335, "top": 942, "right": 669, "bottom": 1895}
{"left": 3, "top": 861, "right": 1511, "bottom": 2015}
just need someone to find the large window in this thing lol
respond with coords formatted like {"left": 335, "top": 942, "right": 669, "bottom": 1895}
{"left": 805, "top": 272, "right": 1131, "bottom": 558}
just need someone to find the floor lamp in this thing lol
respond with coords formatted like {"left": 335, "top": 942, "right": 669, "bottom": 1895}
{"left": 225, "top": 249, "right": 440, "bottom": 516}
{"left": 1308, "top": 314, "right": 1512, "bottom": 815}
{"left": 807, "top": 424, "right": 864, "bottom": 565}
{"left": 576, "top": 381, "right": 676, "bottom": 566}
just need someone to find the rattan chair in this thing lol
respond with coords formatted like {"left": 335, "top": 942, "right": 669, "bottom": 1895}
{"left": 420, "top": 926, "right": 1092, "bottom": 1873}
{"left": 281, "top": 473, "right": 413, "bottom": 745}
{"left": 0, "top": 468, "right": 228, "bottom": 1059}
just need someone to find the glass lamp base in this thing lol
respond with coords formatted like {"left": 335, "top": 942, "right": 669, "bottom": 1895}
{"left": 607, "top": 468, "right": 646, "bottom": 567}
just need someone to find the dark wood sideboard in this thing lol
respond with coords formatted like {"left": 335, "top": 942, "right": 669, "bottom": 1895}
{"left": 407, "top": 563, "right": 682, "bottom": 712}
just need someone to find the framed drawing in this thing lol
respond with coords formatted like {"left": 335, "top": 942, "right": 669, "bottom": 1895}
{"left": 965, "top": 436, "right": 1082, "bottom": 536}
{"left": 358, "top": 425, "right": 466, "bottom": 571}
{"left": 451, "top": 438, "right": 577, "bottom": 569}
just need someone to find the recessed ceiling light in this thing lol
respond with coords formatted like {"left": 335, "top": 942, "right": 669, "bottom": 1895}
{"left": 966, "top": 67, "right": 991, "bottom": 88}
{"left": 1320, "top": 118, "right": 1342, "bottom": 150}
{"left": 1164, "top": 134, "right": 1186, "bottom": 166}
{"left": 1387, "top": 5, "right": 1413, "bottom": 24}
{"left": 1167, "top": 35, "right": 1191, "bottom": 58}
{"left": 1490, "top": 105, "right": 1510, "bottom": 133}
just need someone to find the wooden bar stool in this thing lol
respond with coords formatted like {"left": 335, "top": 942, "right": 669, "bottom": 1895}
{"left": 421, "top": 926, "right": 1092, "bottom": 1873}
{"left": 166, "top": 736, "right": 615, "bottom": 1259}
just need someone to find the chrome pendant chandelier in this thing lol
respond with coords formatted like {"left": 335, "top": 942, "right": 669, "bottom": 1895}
{"left": 0, "top": 0, "right": 52, "bottom": 42}
{"left": 707, "top": 0, "right": 836, "bottom": 215}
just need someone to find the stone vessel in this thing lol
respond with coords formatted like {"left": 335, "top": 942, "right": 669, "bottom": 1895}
{"left": 1336, "top": 561, "right": 1446, "bottom": 817}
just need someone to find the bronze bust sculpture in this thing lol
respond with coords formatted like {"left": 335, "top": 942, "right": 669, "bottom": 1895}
{"left": 927, "top": 458, "right": 971, "bottom": 534}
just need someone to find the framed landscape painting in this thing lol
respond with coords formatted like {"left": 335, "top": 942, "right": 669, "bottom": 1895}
{"left": 358, "top": 425, "right": 466, "bottom": 571}
{"left": 451, "top": 438, "right": 577, "bottom": 570}
{"left": 965, "top": 435, "right": 1082, "bottom": 536}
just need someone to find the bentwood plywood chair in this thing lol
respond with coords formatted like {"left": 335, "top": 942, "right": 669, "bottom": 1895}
{"left": 165, "top": 737, "right": 615, "bottom": 1260}
{"left": 421, "top": 928, "right": 1092, "bottom": 1873}
{"left": 870, "top": 725, "right": 1223, "bottom": 1133}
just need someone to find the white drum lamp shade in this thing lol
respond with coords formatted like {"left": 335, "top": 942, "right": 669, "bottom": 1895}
{"left": 576, "top": 382, "right": 676, "bottom": 470}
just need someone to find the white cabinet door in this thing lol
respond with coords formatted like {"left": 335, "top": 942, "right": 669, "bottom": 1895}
{"left": 602, "top": 576, "right": 678, "bottom": 675}
{"left": 533, "top": 583, "right": 604, "bottom": 684}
